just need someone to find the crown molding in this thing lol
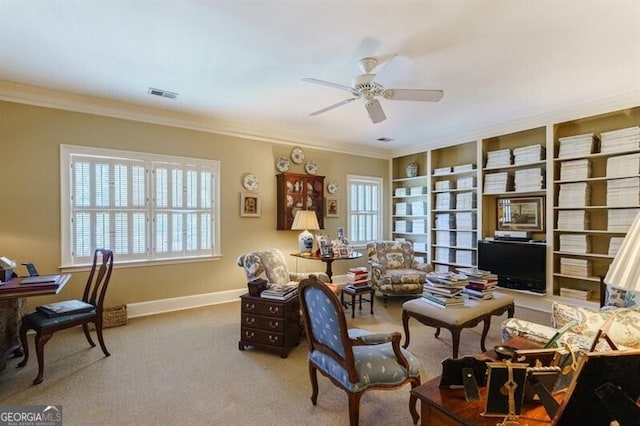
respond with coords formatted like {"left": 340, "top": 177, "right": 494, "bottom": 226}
{"left": 390, "top": 90, "right": 640, "bottom": 157}
{"left": 0, "top": 80, "right": 390, "bottom": 159}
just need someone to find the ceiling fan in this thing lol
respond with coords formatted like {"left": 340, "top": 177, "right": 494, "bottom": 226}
{"left": 303, "top": 55, "right": 443, "bottom": 124}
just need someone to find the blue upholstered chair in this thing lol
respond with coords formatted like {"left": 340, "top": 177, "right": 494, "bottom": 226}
{"left": 298, "top": 276, "right": 421, "bottom": 425}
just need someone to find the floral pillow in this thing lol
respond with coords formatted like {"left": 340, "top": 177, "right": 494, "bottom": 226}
{"left": 551, "top": 302, "right": 640, "bottom": 350}
{"left": 603, "top": 286, "right": 638, "bottom": 308}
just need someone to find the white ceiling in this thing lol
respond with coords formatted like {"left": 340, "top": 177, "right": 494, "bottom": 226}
{"left": 1, "top": 1, "right": 639, "bottom": 157}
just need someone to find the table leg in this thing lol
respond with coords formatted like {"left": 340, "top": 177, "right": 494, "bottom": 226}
{"left": 370, "top": 290, "right": 374, "bottom": 315}
{"left": 351, "top": 294, "right": 355, "bottom": 319}
{"left": 480, "top": 318, "right": 491, "bottom": 353}
{"left": 322, "top": 259, "right": 334, "bottom": 281}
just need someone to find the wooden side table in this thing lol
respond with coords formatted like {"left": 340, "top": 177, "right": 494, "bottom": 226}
{"left": 238, "top": 293, "right": 301, "bottom": 358}
{"left": 341, "top": 285, "right": 374, "bottom": 318}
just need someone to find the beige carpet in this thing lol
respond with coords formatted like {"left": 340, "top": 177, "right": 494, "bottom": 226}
{"left": 0, "top": 295, "right": 547, "bottom": 425}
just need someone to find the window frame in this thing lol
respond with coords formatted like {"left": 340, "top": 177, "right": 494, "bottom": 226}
{"left": 346, "top": 174, "right": 383, "bottom": 247}
{"left": 60, "top": 144, "right": 221, "bottom": 268}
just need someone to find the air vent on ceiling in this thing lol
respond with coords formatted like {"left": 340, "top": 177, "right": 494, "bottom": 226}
{"left": 376, "top": 137, "right": 394, "bottom": 143}
{"left": 148, "top": 87, "right": 178, "bottom": 99}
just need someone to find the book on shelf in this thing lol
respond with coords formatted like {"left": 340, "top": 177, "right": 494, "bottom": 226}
{"left": 462, "top": 287, "right": 494, "bottom": 300}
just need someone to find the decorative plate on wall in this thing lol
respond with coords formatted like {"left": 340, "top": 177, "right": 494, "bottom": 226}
{"left": 276, "top": 156, "right": 290, "bottom": 172}
{"left": 304, "top": 160, "right": 318, "bottom": 175}
{"left": 327, "top": 181, "right": 338, "bottom": 194}
{"left": 242, "top": 173, "right": 259, "bottom": 191}
{"left": 291, "top": 147, "right": 305, "bottom": 164}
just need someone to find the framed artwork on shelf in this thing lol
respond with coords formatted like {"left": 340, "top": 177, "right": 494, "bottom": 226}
{"left": 240, "top": 193, "right": 261, "bottom": 217}
{"left": 497, "top": 196, "right": 544, "bottom": 232}
{"left": 326, "top": 198, "right": 338, "bottom": 217}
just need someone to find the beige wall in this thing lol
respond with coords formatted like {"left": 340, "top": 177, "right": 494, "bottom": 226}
{"left": 0, "top": 101, "right": 386, "bottom": 308}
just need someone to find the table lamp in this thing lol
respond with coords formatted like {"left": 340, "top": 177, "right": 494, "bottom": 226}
{"left": 604, "top": 210, "right": 640, "bottom": 292}
{"left": 292, "top": 210, "right": 320, "bottom": 255}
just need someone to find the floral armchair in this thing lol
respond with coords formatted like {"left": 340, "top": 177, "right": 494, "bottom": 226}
{"left": 366, "top": 241, "right": 432, "bottom": 305}
{"left": 236, "top": 248, "right": 329, "bottom": 286}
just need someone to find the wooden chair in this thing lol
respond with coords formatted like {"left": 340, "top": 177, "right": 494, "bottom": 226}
{"left": 298, "top": 276, "right": 422, "bottom": 425}
{"left": 18, "top": 249, "right": 114, "bottom": 384}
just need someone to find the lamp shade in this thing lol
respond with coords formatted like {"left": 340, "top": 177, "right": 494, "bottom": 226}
{"left": 604, "top": 211, "right": 640, "bottom": 291}
{"left": 291, "top": 210, "right": 320, "bottom": 254}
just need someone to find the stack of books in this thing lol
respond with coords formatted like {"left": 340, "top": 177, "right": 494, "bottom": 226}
{"left": 560, "top": 159, "right": 591, "bottom": 181}
{"left": 560, "top": 257, "right": 592, "bottom": 277}
{"left": 557, "top": 182, "right": 591, "bottom": 207}
{"left": 608, "top": 237, "right": 625, "bottom": 257}
{"left": 557, "top": 133, "right": 599, "bottom": 158}
{"left": 484, "top": 172, "right": 514, "bottom": 193}
{"left": 457, "top": 176, "right": 476, "bottom": 189}
{"left": 435, "top": 193, "right": 455, "bottom": 210}
{"left": 456, "top": 191, "right": 476, "bottom": 209}
{"left": 395, "top": 202, "right": 409, "bottom": 215}
{"left": 261, "top": 284, "right": 298, "bottom": 301}
{"left": 606, "top": 153, "right": 640, "bottom": 178}
{"left": 347, "top": 267, "right": 369, "bottom": 286}
{"left": 607, "top": 177, "right": 640, "bottom": 207}
{"left": 514, "top": 167, "right": 544, "bottom": 192}
{"left": 412, "top": 219, "right": 426, "bottom": 234}
{"left": 513, "top": 144, "right": 545, "bottom": 165}
{"left": 435, "top": 230, "right": 455, "bottom": 246}
{"left": 410, "top": 201, "right": 427, "bottom": 216}
{"left": 434, "top": 166, "right": 452, "bottom": 176}
{"left": 422, "top": 271, "right": 468, "bottom": 307}
{"left": 453, "top": 163, "right": 476, "bottom": 173}
{"left": 485, "top": 149, "right": 512, "bottom": 168}
{"left": 455, "top": 249, "right": 475, "bottom": 266}
{"left": 607, "top": 208, "right": 640, "bottom": 232}
{"left": 410, "top": 186, "right": 427, "bottom": 196}
{"left": 559, "top": 234, "right": 591, "bottom": 254}
{"left": 457, "top": 268, "right": 498, "bottom": 300}
{"left": 434, "top": 213, "right": 455, "bottom": 230}
{"left": 559, "top": 287, "right": 593, "bottom": 301}
{"left": 456, "top": 231, "right": 477, "bottom": 248}
{"left": 600, "top": 126, "right": 640, "bottom": 154}
{"left": 435, "top": 180, "right": 452, "bottom": 190}
{"left": 455, "top": 211, "right": 476, "bottom": 230}
{"left": 556, "top": 210, "right": 589, "bottom": 230}
{"left": 435, "top": 247, "right": 454, "bottom": 263}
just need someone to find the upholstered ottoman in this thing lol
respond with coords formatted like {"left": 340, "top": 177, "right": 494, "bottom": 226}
{"left": 402, "top": 292, "right": 515, "bottom": 358}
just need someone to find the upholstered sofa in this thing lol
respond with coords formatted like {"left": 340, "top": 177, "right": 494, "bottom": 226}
{"left": 501, "top": 286, "right": 640, "bottom": 352}
{"left": 366, "top": 241, "right": 433, "bottom": 305}
{"left": 237, "top": 248, "right": 330, "bottom": 286}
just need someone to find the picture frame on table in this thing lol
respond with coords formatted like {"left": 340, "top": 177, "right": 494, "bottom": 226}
{"left": 497, "top": 196, "right": 544, "bottom": 232}
{"left": 240, "top": 193, "right": 261, "bottom": 217}
{"left": 326, "top": 198, "right": 338, "bottom": 217}
{"left": 316, "top": 235, "right": 333, "bottom": 257}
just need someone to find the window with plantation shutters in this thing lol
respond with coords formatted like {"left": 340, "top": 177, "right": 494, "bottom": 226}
{"left": 347, "top": 175, "right": 383, "bottom": 245}
{"left": 61, "top": 145, "right": 220, "bottom": 267}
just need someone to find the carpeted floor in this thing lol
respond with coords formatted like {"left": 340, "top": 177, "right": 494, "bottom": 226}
{"left": 0, "top": 295, "right": 547, "bottom": 425}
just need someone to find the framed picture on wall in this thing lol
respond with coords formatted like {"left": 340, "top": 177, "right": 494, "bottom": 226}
{"left": 326, "top": 198, "right": 338, "bottom": 217}
{"left": 497, "top": 197, "right": 544, "bottom": 232}
{"left": 240, "top": 193, "right": 261, "bottom": 217}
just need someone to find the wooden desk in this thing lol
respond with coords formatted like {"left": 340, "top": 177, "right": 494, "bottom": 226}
{"left": 0, "top": 274, "right": 70, "bottom": 300}
{"left": 290, "top": 252, "right": 362, "bottom": 281}
{"left": 0, "top": 274, "right": 71, "bottom": 369}
{"left": 411, "top": 376, "right": 558, "bottom": 425}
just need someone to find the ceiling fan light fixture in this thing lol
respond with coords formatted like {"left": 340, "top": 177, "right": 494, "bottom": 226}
{"left": 148, "top": 87, "right": 178, "bottom": 99}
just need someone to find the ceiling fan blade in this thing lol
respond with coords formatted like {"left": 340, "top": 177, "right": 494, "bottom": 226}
{"left": 365, "top": 99, "right": 386, "bottom": 124}
{"left": 309, "top": 98, "right": 358, "bottom": 116}
{"left": 371, "top": 54, "right": 412, "bottom": 87}
{"left": 384, "top": 89, "right": 444, "bottom": 102}
{"left": 302, "top": 78, "right": 360, "bottom": 97}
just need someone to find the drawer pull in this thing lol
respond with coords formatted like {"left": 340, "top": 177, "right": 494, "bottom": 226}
{"left": 245, "top": 303, "right": 256, "bottom": 311}
{"left": 245, "top": 317, "right": 256, "bottom": 325}
{"left": 268, "top": 335, "right": 280, "bottom": 343}
{"left": 269, "top": 320, "right": 280, "bottom": 329}
{"left": 244, "top": 331, "right": 255, "bottom": 339}
{"left": 269, "top": 306, "right": 280, "bottom": 314}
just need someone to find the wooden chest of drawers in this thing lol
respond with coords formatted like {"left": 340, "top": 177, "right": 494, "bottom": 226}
{"left": 238, "top": 293, "right": 301, "bottom": 358}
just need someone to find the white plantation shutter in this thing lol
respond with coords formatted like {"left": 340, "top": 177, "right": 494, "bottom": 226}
{"left": 347, "top": 175, "right": 382, "bottom": 245}
{"left": 62, "top": 145, "right": 219, "bottom": 266}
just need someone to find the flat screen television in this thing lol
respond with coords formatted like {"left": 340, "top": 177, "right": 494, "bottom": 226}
{"left": 477, "top": 239, "right": 546, "bottom": 293}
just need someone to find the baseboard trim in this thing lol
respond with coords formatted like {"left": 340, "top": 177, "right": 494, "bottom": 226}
{"left": 126, "top": 288, "right": 246, "bottom": 318}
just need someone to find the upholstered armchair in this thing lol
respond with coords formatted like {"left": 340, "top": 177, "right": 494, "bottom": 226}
{"left": 298, "top": 276, "right": 421, "bottom": 426}
{"left": 367, "top": 241, "right": 432, "bottom": 305}
{"left": 236, "top": 248, "right": 329, "bottom": 285}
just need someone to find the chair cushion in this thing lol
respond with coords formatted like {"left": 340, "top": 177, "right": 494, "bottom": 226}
{"left": 23, "top": 309, "right": 96, "bottom": 329}
{"left": 309, "top": 328, "right": 420, "bottom": 392}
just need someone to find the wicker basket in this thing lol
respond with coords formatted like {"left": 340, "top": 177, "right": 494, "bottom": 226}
{"left": 90, "top": 305, "right": 127, "bottom": 329}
